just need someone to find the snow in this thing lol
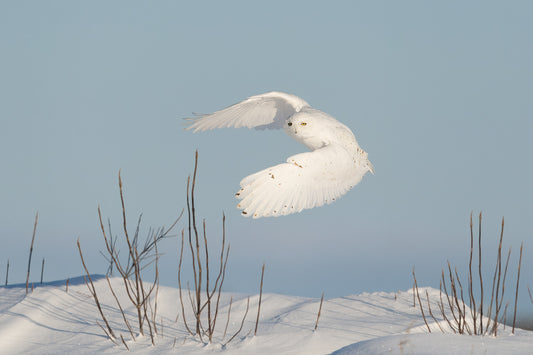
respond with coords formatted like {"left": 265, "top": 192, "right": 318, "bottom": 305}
{"left": 1, "top": 276, "right": 532, "bottom": 354}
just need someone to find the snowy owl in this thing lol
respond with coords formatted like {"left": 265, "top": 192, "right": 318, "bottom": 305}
{"left": 186, "top": 91, "right": 374, "bottom": 218}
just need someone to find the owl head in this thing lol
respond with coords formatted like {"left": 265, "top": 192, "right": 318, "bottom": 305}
{"left": 284, "top": 109, "right": 347, "bottom": 150}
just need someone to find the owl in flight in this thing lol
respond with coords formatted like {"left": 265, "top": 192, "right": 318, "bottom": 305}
{"left": 186, "top": 91, "right": 373, "bottom": 218}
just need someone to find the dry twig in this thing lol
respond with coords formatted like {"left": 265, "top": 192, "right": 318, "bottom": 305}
{"left": 26, "top": 212, "right": 38, "bottom": 294}
{"left": 314, "top": 292, "right": 325, "bottom": 331}
{"left": 77, "top": 239, "right": 115, "bottom": 339}
{"left": 255, "top": 264, "right": 265, "bottom": 336}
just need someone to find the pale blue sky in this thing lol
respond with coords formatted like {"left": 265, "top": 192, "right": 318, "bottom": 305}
{"left": 1, "top": 1, "right": 532, "bottom": 314}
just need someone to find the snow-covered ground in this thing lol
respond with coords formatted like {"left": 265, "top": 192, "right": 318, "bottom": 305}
{"left": 1, "top": 276, "right": 532, "bottom": 354}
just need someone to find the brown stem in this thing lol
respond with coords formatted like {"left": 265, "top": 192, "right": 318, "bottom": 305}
{"left": 512, "top": 243, "right": 523, "bottom": 334}
{"left": 413, "top": 268, "right": 431, "bottom": 333}
{"left": 203, "top": 219, "right": 213, "bottom": 342}
{"left": 478, "top": 212, "right": 484, "bottom": 334}
{"left": 439, "top": 279, "right": 456, "bottom": 333}
{"left": 223, "top": 296, "right": 233, "bottom": 340}
{"left": 120, "top": 334, "right": 129, "bottom": 350}
{"left": 26, "top": 212, "right": 38, "bottom": 294}
{"left": 77, "top": 239, "right": 116, "bottom": 339}
{"left": 255, "top": 264, "right": 265, "bottom": 336}
{"left": 118, "top": 172, "right": 144, "bottom": 335}
{"left": 441, "top": 269, "right": 460, "bottom": 330}
{"left": 425, "top": 290, "right": 445, "bottom": 333}
{"left": 468, "top": 212, "right": 477, "bottom": 334}
{"left": 224, "top": 297, "right": 250, "bottom": 346}
{"left": 106, "top": 275, "right": 135, "bottom": 340}
{"left": 487, "top": 217, "right": 504, "bottom": 335}
{"left": 5, "top": 259, "right": 9, "bottom": 286}
{"left": 314, "top": 292, "right": 325, "bottom": 331}
{"left": 454, "top": 267, "right": 471, "bottom": 334}
{"left": 210, "top": 215, "right": 230, "bottom": 335}
{"left": 190, "top": 151, "right": 203, "bottom": 336}
{"left": 178, "top": 230, "right": 194, "bottom": 335}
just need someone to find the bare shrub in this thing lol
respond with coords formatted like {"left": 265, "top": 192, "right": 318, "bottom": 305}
{"left": 178, "top": 151, "right": 249, "bottom": 345}
{"left": 413, "top": 212, "right": 525, "bottom": 336}
{"left": 79, "top": 151, "right": 263, "bottom": 348}
{"left": 78, "top": 170, "right": 182, "bottom": 347}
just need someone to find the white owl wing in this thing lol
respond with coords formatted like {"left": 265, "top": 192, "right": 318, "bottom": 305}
{"left": 235, "top": 145, "right": 368, "bottom": 218}
{"left": 185, "top": 91, "right": 310, "bottom": 132}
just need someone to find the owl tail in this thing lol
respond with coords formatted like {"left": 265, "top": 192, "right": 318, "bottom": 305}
{"left": 367, "top": 160, "right": 375, "bottom": 175}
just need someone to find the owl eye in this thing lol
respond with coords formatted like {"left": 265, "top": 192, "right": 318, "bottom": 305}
{"left": 300, "top": 122, "right": 307, "bottom": 126}
{"left": 287, "top": 122, "right": 293, "bottom": 126}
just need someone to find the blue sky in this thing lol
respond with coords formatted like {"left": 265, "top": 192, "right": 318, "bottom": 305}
{"left": 1, "top": 1, "right": 532, "bottom": 314}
